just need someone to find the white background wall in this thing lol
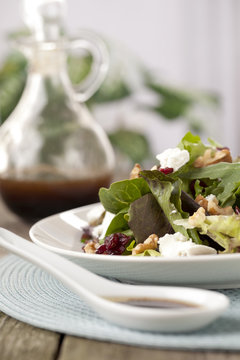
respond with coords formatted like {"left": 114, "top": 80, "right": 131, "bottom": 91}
{"left": 0, "top": 0, "right": 239, "bottom": 155}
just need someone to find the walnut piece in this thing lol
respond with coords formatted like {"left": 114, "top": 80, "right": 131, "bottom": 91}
{"left": 132, "top": 234, "right": 159, "bottom": 255}
{"left": 195, "top": 195, "right": 208, "bottom": 210}
{"left": 195, "top": 194, "right": 234, "bottom": 215}
{"left": 188, "top": 207, "right": 206, "bottom": 227}
{"left": 130, "top": 163, "right": 142, "bottom": 179}
{"left": 194, "top": 148, "right": 232, "bottom": 168}
{"left": 83, "top": 241, "right": 99, "bottom": 254}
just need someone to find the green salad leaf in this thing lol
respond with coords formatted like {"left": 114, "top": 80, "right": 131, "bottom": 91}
{"left": 141, "top": 170, "right": 203, "bottom": 243}
{"left": 126, "top": 240, "right": 136, "bottom": 252}
{"left": 134, "top": 249, "right": 161, "bottom": 257}
{"left": 177, "top": 131, "right": 209, "bottom": 165}
{"left": 181, "top": 163, "right": 240, "bottom": 207}
{"left": 140, "top": 170, "right": 189, "bottom": 237}
{"left": 99, "top": 178, "right": 150, "bottom": 214}
{"left": 128, "top": 193, "right": 172, "bottom": 243}
{"left": 104, "top": 210, "right": 129, "bottom": 237}
{"left": 97, "top": 131, "right": 240, "bottom": 255}
{"left": 176, "top": 214, "right": 240, "bottom": 253}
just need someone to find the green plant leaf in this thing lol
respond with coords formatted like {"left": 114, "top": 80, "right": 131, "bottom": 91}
{"left": 67, "top": 54, "right": 93, "bottom": 85}
{"left": 105, "top": 210, "right": 129, "bottom": 236}
{"left": 140, "top": 170, "right": 202, "bottom": 243}
{"left": 128, "top": 193, "right": 173, "bottom": 244}
{"left": 99, "top": 177, "right": 150, "bottom": 214}
{"left": 180, "top": 163, "right": 240, "bottom": 207}
{"left": 177, "top": 131, "right": 208, "bottom": 164}
{"left": 176, "top": 214, "right": 240, "bottom": 253}
{"left": 108, "top": 129, "right": 151, "bottom": 163}
{"left": 134, "top": 249, "right": 161, "bottom": 257}
{"left": 0, "top": 52, "right": 27, "bottom": 122}
{"left": 146, "top": 82, "right": 193, "bottom": 120}
{"left": 140, "top": 170, "right": 189, "bottom": 236}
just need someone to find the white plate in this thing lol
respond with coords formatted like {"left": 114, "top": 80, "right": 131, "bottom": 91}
{"left": 30, "top": 203, "right": 240, "bottom": 289}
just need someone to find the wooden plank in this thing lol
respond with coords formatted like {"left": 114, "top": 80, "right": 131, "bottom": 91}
{"left": 0, "top": 311, "right": 61, "bottom": 360}
{"left": 0, "top": 200, "right": 62, "bottom": 360}
{"left": 0, "top": 198, "right": 31, "bottom": 258}
{"left": 58, "top": 337, "right": 240, "bottom": 360}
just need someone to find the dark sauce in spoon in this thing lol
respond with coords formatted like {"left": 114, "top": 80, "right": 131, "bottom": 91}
{"left": 106, "top": 297, "right": 200, "bottom": 309}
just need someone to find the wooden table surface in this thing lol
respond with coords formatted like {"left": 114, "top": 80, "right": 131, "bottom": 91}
{"left": 0, "top": 199, "right": 239, "bottom": 360}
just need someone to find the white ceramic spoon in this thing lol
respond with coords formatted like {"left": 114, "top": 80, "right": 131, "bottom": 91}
{"left": 0, "top": 228, "right": 229, "bottom": 332}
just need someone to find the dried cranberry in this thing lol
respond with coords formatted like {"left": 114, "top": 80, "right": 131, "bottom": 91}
{"left": 105, "top": 234, "right": 119, "bottom": 248}
{"left": 95, "top": 244, "right": 107, "bottom": 254}
{"left": 159, "top": 167, "right": 174, "bottom": 175}
{"left": 96, "top": 233, "right": 131, "bottom": 255}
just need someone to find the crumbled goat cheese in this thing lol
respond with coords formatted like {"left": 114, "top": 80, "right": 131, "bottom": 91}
{"left": 156, "top": 148, "right": 190, "bottom": 172}
{"left": 92, "top": 211, "right": 115, "bottom": 239}
{"left": 205, "top": 194, "right": 217, "bottom": 202}
{"left": 86, "top": 204, "right": 105, "bottom": 224}
{"left": 158, "top": 232, "right": 217, "bottom": 257}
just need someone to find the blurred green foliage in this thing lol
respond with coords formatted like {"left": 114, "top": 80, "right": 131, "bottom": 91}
{"left": 0, "top": 52, "right": 27, "bottom": 121}
{"left": 108, "top": 129, "right": 151, "bottom": 164}
{"left": 0, "top": 43, "right": 219, "bottom": 165}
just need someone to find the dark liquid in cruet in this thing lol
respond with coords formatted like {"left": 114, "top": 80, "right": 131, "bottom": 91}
{"left": 0, "top": 173, "right": 112, "bottom": 222}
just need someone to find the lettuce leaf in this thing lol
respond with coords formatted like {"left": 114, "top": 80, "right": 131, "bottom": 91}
{"left": 141, "top": 170, "right": 202, "bottom": 242}
{"left": 126, "top": 238, "right": 161, "bottom": 256}
{"left": 141, "top": 170, "right": 186, "bottom": 233}
{"left": 104, "top": 209, "right": 129, "bottom": 237}
{"left": 134, "top": 250, "right": 161, "bottom": 257}
{"left": 98, "top": 132, "right": 240, "bottom": 253}
{"left": 126, "top": 240, "right": 136, "bottom": 252}
{"left": 99, "top": 178, "right": 150, "bottom": 214}
{"left": 176, "top": 214, "right": 240, "bottom": 253}
{"left": 128, "top": 193, "right": 173, "bottom": 243}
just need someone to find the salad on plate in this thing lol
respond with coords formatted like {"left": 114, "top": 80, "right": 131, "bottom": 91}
{"left": 81, "top": 132, "right": 240, "bottom": 258}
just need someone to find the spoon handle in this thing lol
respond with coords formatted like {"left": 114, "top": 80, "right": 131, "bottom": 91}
{"left": 0, "top": 227, "right": 111, "bottom": 294}
{"left": 0, "top": 228, "right": 229, "bottom": 332}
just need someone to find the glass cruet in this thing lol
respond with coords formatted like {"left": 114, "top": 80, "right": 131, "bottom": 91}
{"left": 0, "top": 0, "right": 115, "bottom": 221}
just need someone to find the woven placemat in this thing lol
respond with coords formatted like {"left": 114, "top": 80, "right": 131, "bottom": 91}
{"left": 0, "top": 254, "right": 240, "bottom": 350}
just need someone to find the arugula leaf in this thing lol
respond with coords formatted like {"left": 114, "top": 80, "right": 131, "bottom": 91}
{"left": 165, "top": 132, "right": 209, "bottom": 181}
{"left": 194, "top": 179, "right": 205, "bottom": 197}
{"left": 99, "top": 178, "right": 150, "bottom": 214}
{"left": 177, "top": 131, "right": 208, "bottom": 165}
{"left": 181, "top": 163, "right": 240, "bottom": 206}
{"left": 128, "top": 193, "right": 173, "bottom": 243}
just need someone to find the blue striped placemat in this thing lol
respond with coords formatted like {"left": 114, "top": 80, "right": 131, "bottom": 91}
{"left": 0, "top": 254, "right": 239, "bottom": 350}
